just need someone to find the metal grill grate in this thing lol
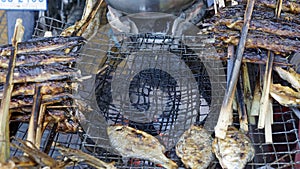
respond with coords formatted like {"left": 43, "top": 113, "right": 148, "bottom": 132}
{"left": 6, "top": 11, "right": 299, "bottom": 169}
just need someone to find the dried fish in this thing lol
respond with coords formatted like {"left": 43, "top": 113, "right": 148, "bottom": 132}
{"left": 217, "top": 18, "right": 300, "bottom": 38}
{"left": 0, "top": 66, "right": 81, "bottom": 83}
{"left": 0, "top": 81, "right": 75, "bottom": 98}
{"left": 57, "top": 145, "right": 117, "bottom": 169}
{"left": 212, "top": 126, "right": 255, "bottom": 169}
{"left": 0, "top": 36, "right": 85, "bottom": 56}
{"left": 215, "top": 30, "right": 300, "bottom": 55}
{"left": 107, "top": 125, "right": 178, "bottom": 169}
{"left": 0, "top": 53, "right": 78, "bottom": 68}
{"left": 8, "top": 93, "right": 73, "bottom": 109}
{"left": 255, "top": 0, "right": 300, "bottom": 14}
{"left": 11, "top": 138, "right": 66, "bottom": 168}
{"left": 270, "top": 83, "right": 300, "bottom": 107}
{"left": 274, "top": 67, "right": 300, "bottom": 91}
{"left": 175, "top": 125, "right": 214, "bottom": 169}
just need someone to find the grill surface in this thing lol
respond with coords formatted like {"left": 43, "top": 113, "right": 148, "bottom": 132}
{"left": 7, "top": 9, "right": 300, "bottom": 169}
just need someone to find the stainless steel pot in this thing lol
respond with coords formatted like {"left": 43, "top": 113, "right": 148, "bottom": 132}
{"left": 105, "top": 0, "right": 196, "bottom": 14}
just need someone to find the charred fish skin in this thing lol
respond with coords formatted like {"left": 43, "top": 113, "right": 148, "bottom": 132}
{"left": 175, "top": 125, "right": 214, "bottom": 169}
{"left": 107, "top": 125, "right": 178, "bottom": 169}
{"left": 0, "top": 36, "right": 86, "bottom": 56}
{"left": 212, "top": 126, "right": 255, "bottom": 169}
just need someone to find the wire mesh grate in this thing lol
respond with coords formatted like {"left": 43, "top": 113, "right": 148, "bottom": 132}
{"left": 6, "top": 10, "right": 299, "bottom": 169}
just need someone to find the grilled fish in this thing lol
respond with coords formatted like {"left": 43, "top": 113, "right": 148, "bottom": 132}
{"left": 212, "top": 126, "right": 255, "bottom": 169}
{"left": 0, "top": 53, "right": 77, "bottom": 68}
{"left": 0, "top": 81, "right": 75, "bottom": 98}
{"left": 57, "top": 145, "right": 117, "bottom": 169}
{"left": 270, "top": 83, "right": 300, "bottom": 107}
{"left": 107, "top": 125, "right": 178, "bottom": 169}
{"left": 0, "top": 36, "right": 85, "bottom": 56}
{"left": 274, "top": 67, "right": 300, "bottom": 92}
{"left": 176, "top": 125, "right": 214, "bottom": 169}
{"left": 0, "top": 66, "right": 80, "bottom": 83}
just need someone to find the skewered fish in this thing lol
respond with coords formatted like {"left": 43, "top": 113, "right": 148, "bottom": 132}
{"left": 270, "top": 83, "right": 300, "bottom": 107}
{"left": 0, "top": 53, "right": 78, "bottom": 68}
{"left": 107, "top": 125, "right": 178, "bottom": 169}
{"left": 274, "top": 67, "right": 300, "bottom": 91}
{"left": 0, "top": 36, "right": 85, "bottom": 56}
{"left": 0, "top": 81, "right": 76, "bottom": 98}
{"left": 201, "top": 0, "right": 300, "bottom": 56}
{"left": 0, "top": 66, "right": 81, "bottom": 83}
{"left": 212, "top": 126, "right": 255, "bottom": 169}
{"left": 57, "top": 145, "right": 117, "bottom": 169}
{"left": 8, "top": 93, "right": 73, "bottom": 109}
{"left": 175, "top": 125, "right": 214, "bottom": 169}
{"left": 214, "top": 30, "right": 300, "bottom": 55}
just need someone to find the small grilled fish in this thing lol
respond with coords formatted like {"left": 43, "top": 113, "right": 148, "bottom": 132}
{"left": 270, "top": 83, "right": 300, "bottom": 107}
{"left": 212, "top": 126, "right": 255, "bottom": 169}
{"left": 274, "top": 67, "right": 300, "bottom": 92}
{"left": 107, "top": 125, "right": 178, "bottom": 169}
{"left": 176, "top": 125, "right": 214, "bottom": 169}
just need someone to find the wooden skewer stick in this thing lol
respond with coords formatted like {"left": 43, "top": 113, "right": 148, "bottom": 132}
{"left": 236, "top": 76, "right": 249, "bottom": 132}
{"left": 27, "top": 85, "right": 42, "bottom": 148}
{"left": 250, "top": 73, "right": 261, "bottom": 117}
{"left": 275, "top": 0, "right": 283, "bottom": 18}
{"left": 242, "top": 63, "right": 256, "bottom": 124}
{"left": 215, "top": 0, "right": 256, "bottom": 139}
{"left": 258, "top": 51, "right": 274, "bottom": 129}
{"left": 35, "top": 103, "right": 46, "bottom": 149}
{"left": 0, "top": 19, "right": 24, "bottom": 162}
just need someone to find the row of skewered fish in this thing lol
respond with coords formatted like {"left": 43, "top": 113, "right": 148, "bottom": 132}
{"left": 0, "top": 36, "right": 86, "bottom": 133}
{"left": 107, "top": 124, "right": 255, "bottom": 169}
{"left": 200, "top": 0, "right": 300, "bottom": 60}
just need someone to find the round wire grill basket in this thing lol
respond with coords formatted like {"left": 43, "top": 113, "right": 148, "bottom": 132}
{"left": 5, "top": 8, "right": 300, "bottom": 169}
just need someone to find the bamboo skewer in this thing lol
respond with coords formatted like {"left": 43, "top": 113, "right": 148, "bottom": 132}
{"left": 258, "top": 0, "right": 283, "bottom": 143}
{"left": 250, "top": 74, "right": 262, "bottom": 117}
{"left": 236, "top": 76, "right": 249, "bottom": 132}
{"left": 242, "top": 63, "right": 256, "bottom": 124}
{"left": 275, "top": 0, "right": 283, "bottom": 18}
{"left": 215, "top": 0, "right": 256, "bottom": 139}
{"left": 35, "top": 103, "right": 46, "bottom": 149}
{"left": 27, "top": 85, "right": 42, "bottom": 148}
{"left": 0, "top": 19, "right": 24, "bottom": 162}
{"left": 257, "top": 52, "right": 274, "bottom": 146}
{"left": 258, "top": 52, "right": 274, "bottom": 129}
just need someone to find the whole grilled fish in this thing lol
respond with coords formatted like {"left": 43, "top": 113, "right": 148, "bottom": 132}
{"left": 212, "top": 126, "right": 255, "bottom": 169}
{"left": 107, "top": 125, "right": 178, "bottom": 169}
{"left": 175, "top": 125, "right": 214, "bottom": 169}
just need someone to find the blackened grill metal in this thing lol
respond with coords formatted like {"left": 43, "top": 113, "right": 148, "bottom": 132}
{"left": 7, "top": 14, "right": 300, "bottom": 169}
